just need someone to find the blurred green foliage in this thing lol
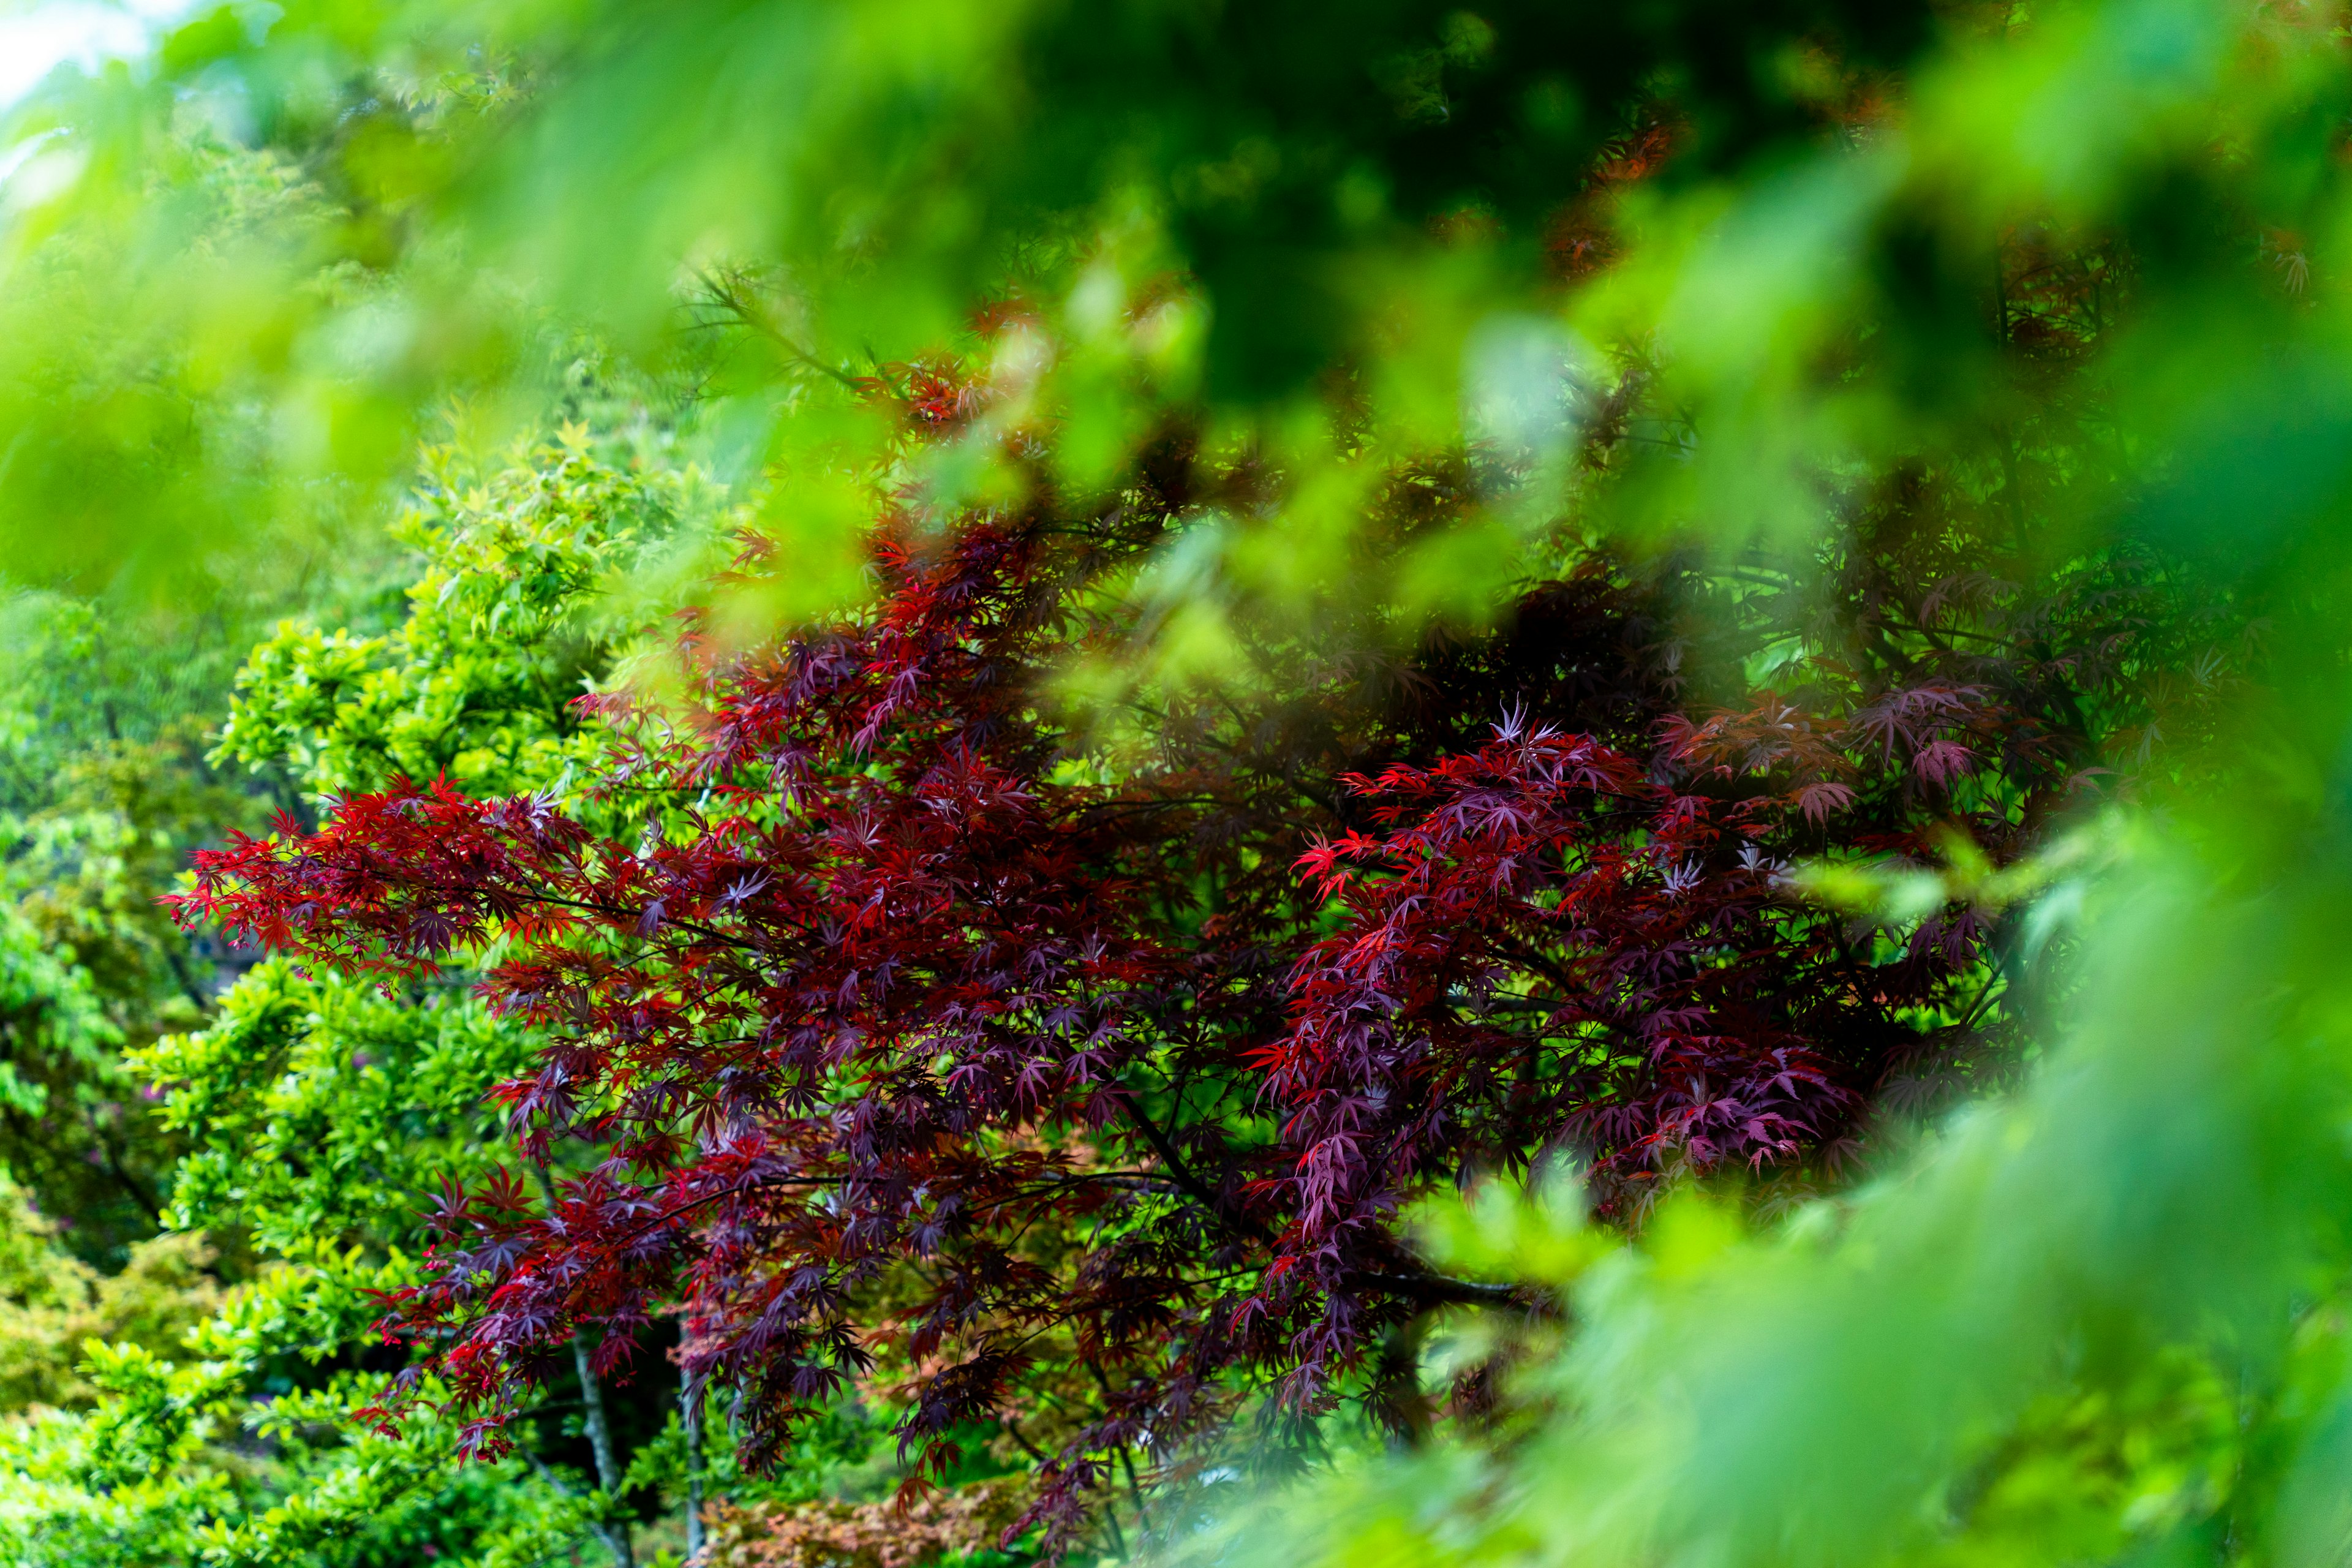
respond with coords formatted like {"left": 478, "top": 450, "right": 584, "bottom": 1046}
{"left": 1163, "top": 5, "right": 2352, "bottom": 1568}
{"left": 7, "top": 0, "right": 2352, "bottom": 1564}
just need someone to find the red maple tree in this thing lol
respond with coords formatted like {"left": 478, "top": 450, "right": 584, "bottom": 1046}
{"left": 170, "top": 361, "right": 2221, "bottom": 1543}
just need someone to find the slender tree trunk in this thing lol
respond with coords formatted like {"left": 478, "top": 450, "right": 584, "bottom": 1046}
{"left": 683, "top": 1371, "right": 707, "bottom": 1562}
{"left": 535, "top": 1164, "right": 633, "bottom": 1568}
{"left": 573, "top": 1330, "right": 635, "bottom": 1568}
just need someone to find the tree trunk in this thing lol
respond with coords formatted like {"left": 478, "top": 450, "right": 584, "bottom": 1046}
{"left": 535, "top": 1165, "right": 634, "bottom": 1568}
{"left": 573, "top": 1330, "right": 635, "bottom": 1568}
{"left": 683, "top": 1371, "right": 707, "bottom": 1562}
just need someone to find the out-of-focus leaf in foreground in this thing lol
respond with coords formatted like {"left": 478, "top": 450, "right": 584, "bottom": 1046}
{"left": 1186, "top": 4, "right": 2352, "bottom": 1567}
{"left": 0, "top": 0, "right": 1944, "bottom": 601}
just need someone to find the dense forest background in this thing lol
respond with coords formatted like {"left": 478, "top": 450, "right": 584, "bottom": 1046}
{"left": 0, "top": 2, "right": 2348, "bottom": 1567}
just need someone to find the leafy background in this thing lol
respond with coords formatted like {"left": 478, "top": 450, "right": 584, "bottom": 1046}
{"left": 0, "top": 1, "right": 2347, "bottom": 1567}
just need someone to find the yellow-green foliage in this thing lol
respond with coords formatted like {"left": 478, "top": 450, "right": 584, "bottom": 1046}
{"left": 216, "top": 433, "right": 704, "bottom": 801}
{"left": 0, "top": 1172, "right": 219, "bottom": 1411}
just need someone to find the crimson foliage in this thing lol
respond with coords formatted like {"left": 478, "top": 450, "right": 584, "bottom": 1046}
{"left": 170, "top": 382, "right": 2215, "bottom": 1540}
